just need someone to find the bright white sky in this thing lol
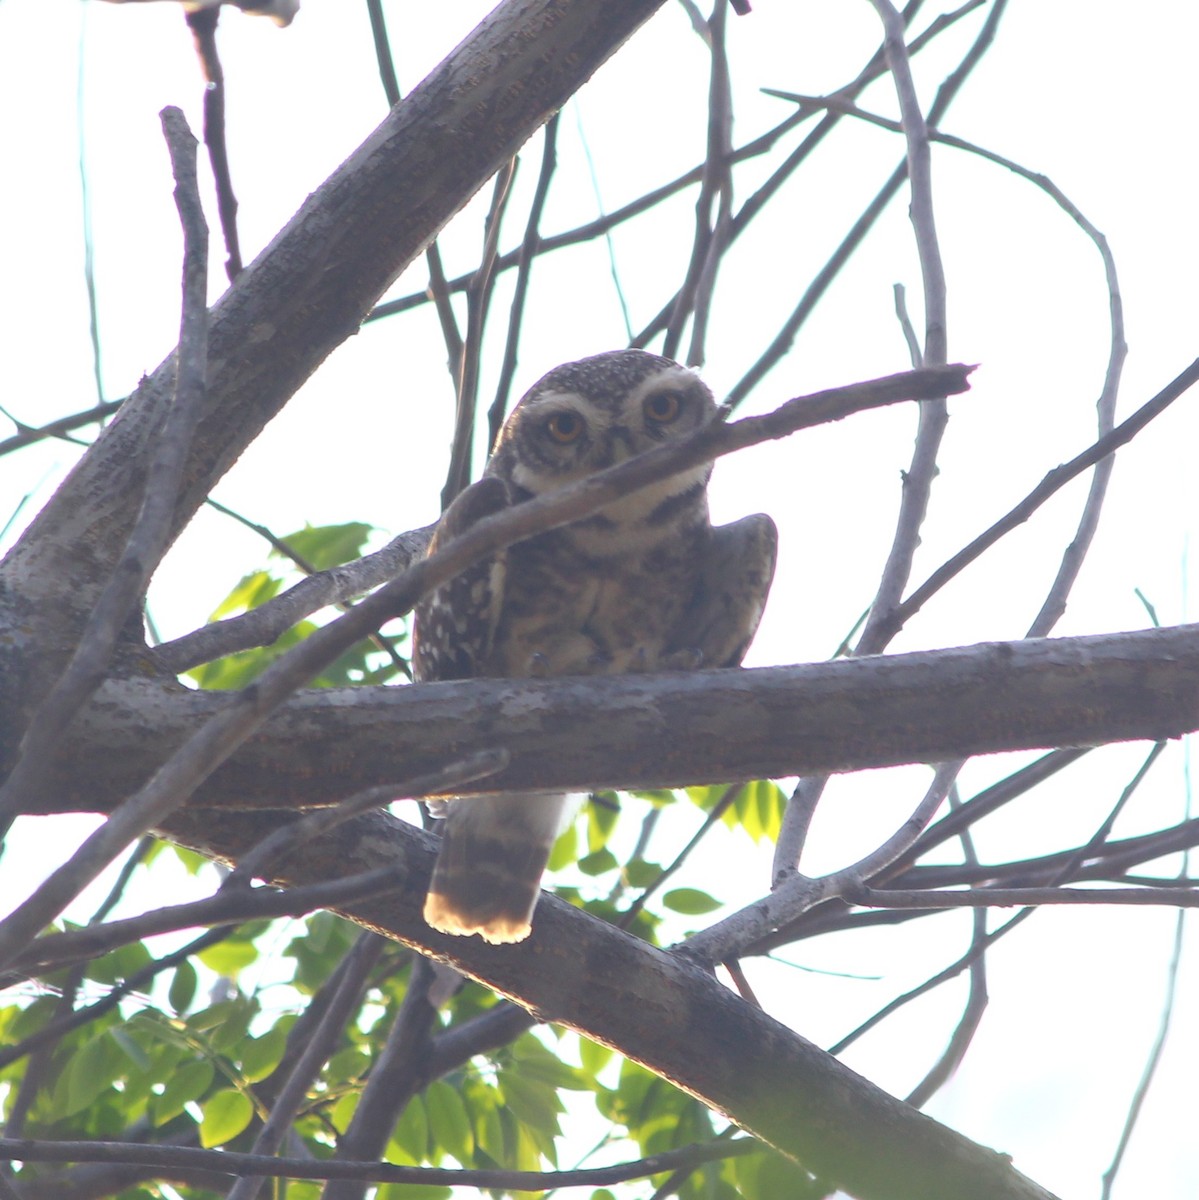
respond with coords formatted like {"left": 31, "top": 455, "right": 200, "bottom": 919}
{"left": 2, "top": 2, "right": 1199, "bottom": 1198}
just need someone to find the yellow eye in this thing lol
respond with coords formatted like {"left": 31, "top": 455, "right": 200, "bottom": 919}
{"left": 644, "top": 391, "right": 682, "bottom": 424}
{"left": 545, "top": 411, "right": 584, "bottom": 444}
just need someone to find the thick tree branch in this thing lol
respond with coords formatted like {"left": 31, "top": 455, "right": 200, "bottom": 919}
{"left": 23, "top": 619, "right": 1199, "bottom": 817}
{"left": 157, "top": 807, "right": 1058, "bottom": 1200}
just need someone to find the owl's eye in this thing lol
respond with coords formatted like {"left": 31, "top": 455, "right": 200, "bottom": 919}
{"left": 644, "top": 391, "right": 683, "bottom": 424}
{"left": 544, "top": 411, "right": 585, "bottom": 444}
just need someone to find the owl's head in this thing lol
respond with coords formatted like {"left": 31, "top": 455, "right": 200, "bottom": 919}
{"left": 489, "top": 350, "right": 716, "bottom": 496}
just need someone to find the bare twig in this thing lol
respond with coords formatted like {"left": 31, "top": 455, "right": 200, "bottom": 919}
{"left": 224, "top": 749, "right": 508, "bottom": 885}
{"left": 5, "top": 868, "right": 397, "bottom": 987}
{"left": 442, "top": 158, "right": 517, "bottom": 509}
{"left": 904, "top": 785, "right": 988, "bottom": 1108}
{"left": 226, "top": 933, "right": 386, "bottom": 1200}
{"left": 765, "top": 88, "right": 1127, "bottom": 639}
{"left": 665, "top": 1, "right": 733, "bottom": 366}
{"left": 488, "top": 116, "right": 560, "bottom": 445}
{"left": 0, "top": 399, "right": 124, "bottom": 458}
{"left": 185, "top": 9, "right": 242, "bottom": 281}
{"left": 858, "top": 0, "right": 950, "bottom": 650}
{"left": 620, "top": 785, "right": 743, "bottom": 929}
{"left": 0, "top": 107, "right": 208, "bottom": 830}
{"left": 323, "top": 955, "right": 441, "bottom": 1200}
{"left": 0, "top": 1135, "right": 760, "bottom": 1191}
{"left": 884, "top": 355, "right": 1199, "bottom": 641}
{"left": 151, "top": 524, "right": 434, "bottom": 674}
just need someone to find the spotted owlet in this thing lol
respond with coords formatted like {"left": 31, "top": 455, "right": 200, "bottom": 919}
{"left": 412, "top": 349, "right": 776, "bottom": 943}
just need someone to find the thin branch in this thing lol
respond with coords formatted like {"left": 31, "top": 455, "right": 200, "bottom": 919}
{"left": 0, "top": 400, "right": 124, "bottom": 459}
{"left": 488, "top": 116, "right": 560, "bottom": 446}
{"left": 323, "top": 955, "right": 441, "bottom": 1200}
{"left": 847, "top": 885, "right": 1199, "bottom": 909}
{"left": 225, "top": 749, "right": 508, "bottom": 886}
{"left": 186, "top": 9, "right": 242, "bottom": 281}
{"left": 724, "top": 0, "right": 1007, "bottom": 408}
{"left": 620, "top": 785, "right": 743, "bottom": 929}
{"left": 0, "top": 107, "right": 208, "bottom": 830}
{"left": 858, "top": 0, "right": 950, "bottom": 652}
{"left": 689, "top": 762, "right": 960, "bottom": 966}
{"left": 227, "top": 933, "right": 386, "bottom": 1200}
{"left": 1, "top": 870, "right": 397, "bottom": 1022}
{"left": 885, "top": 355, "right": 1199, "bottom": 641}
{"left": 1101, "top": 746, "right": 1192, "bottom": 1198}
{"left": 904, "top": 785, "right": 988, "bottom": 1109}
{"left": 766, "top": 87, "right": 1127, "bottom": 640}
{"left": 664, "top": 1, "right": 733, "bottom": 365}
{"left": 442, "top": 159, "right": 518, "bottom": 510}
{"left": 0, "top": 925, "right": 234, "bottom": 1075}
{"left": 0, "top": 1135, "right": 761, "bottom": 1192}
{"left": 151, "top": 524, "right": 434, "bottom": 675}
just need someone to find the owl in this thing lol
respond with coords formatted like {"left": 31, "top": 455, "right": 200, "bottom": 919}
{"left": 412, "top": 349, "right": 776, "bottom": 943}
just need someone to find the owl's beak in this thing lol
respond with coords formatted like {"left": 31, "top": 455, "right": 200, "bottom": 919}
{"left": 608, "top": 426, "right": 635, "bottom": 461}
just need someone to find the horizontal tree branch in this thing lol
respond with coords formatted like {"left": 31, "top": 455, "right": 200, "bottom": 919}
{"left": 849, "top": 883, "right": 1199, "bottom": 909}
{"left": 0, "top": 1135, "right": 758, "bottom": 1193}
{"left": 31, "top": 621, "right": 1199, "bottom": 816}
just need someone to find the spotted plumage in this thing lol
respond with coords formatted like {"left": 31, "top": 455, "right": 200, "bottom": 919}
{"left": 413, "top": 349, "right": 776, "bottom": 943}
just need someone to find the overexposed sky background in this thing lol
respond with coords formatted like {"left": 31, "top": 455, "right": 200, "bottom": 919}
{"left": 3, "top": 2, "right": 1199, "bottom": 1197}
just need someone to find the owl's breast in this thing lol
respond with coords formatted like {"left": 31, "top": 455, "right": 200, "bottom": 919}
{"left": 485, "top": 514, "right": 708, "bottom": 677}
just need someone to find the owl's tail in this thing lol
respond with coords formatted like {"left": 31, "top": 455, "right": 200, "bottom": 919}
{"left": 424, "top": 792, "right": 570, "bottom": 944}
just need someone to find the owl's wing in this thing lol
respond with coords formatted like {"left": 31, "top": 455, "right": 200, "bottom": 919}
{"left": 413, "top": 477, "right": 567, "bottom": 943}
{"left": 412, "top": 475, "right": 511, "bottom": 683}
{"left": 673, "top": 513, "right": 778, "bottom": 668}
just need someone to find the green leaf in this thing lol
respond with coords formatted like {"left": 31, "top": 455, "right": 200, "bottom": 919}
{"left": 330, "top": 1090, "right": 359, "bottom": 1132}
{"left": 587, "top": 794, "right": 619, "bottom": 851}
{"left": 89, "top": 940, "right": 152, "bottom": 986}
{"left": 424, "top": 1079, "right": 472, "bottom": 1162}
{"left": 275, "top": 521, "right": 374, "bottom": 570}
{"left": 187, "top": 997, "right": 257, "bottom": 1053}
{"left": 577, "top": 848, "right": 618, "bottom": 877}
{"left": 60, "top": 1030, "right": 125, "bottom": 1117}
{"left": 327, "top": 1046, "right": 369, "bottom": 1084}
{"left": 547, "top": 822, "right": 578, "bottom": 871}
{"left": 199, "top": 1087, "right": 254, "bottom": 1147}
{"left": 170, "top": 843, "right": 210, "bottom": 875}
{"left": 631, "top": 789, "right": 676, "bottom": 806}
{"left": 623, "top": 858, "right": 661, "bottom": 887}
{"left": 9, "top": 995, "right": 57, "bottom": 1040}
{"left": 388, "top": 1094, "right": 429, "bottom": 1164}
{"left": 153, "top": 1058, "right": 214, "bottom": 1126}
{"left": 168, "top": 960, "right": 198, "bottom": 1014}
{"left": 663, "top": 887, "right": 722, "bottom": 915}
{"left": 197, "top": 937, "right": 260, "bottom": 978}
{"left": 511, "top": 1035, "right": 592, "bottom": 1091}
{"left": 239, "top": 1026, "right": 286, "bottom": 1082}
{"left": 209, "top": 569, "right": 282, "bottom": 620}
{"left": 578, "top": 1037, "right": 613, "bottom": 1077}
{"left": 500, "top": 1072, "right": 563, "bottom": 1136}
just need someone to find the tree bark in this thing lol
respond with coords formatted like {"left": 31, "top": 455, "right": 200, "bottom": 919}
{"left": 15, "top": 622, "right": 1198, "bottom": 816}
{"left": 163, "top": 806, "right": 1059, "bottom": 1200}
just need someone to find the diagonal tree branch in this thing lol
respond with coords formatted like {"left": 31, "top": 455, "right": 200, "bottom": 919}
{"left": 157, "top": 805, "right": 1059, "bottom": 1200}
{"left": 2, "top": 0, "right": 674, "bottom": 652}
